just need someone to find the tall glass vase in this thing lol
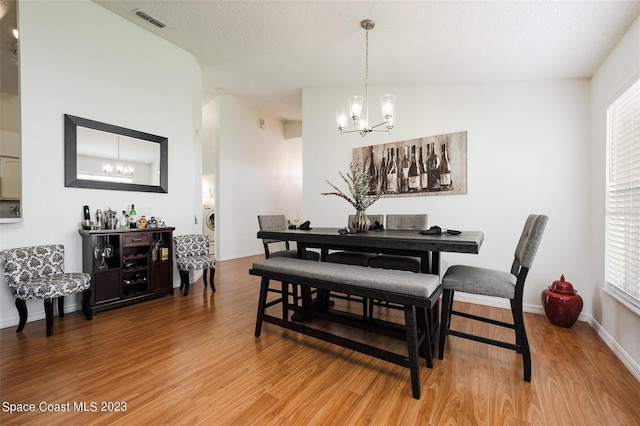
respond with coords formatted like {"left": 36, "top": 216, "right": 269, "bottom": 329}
{"left": 351, "top": 210, "right": 371, "bottom": 232}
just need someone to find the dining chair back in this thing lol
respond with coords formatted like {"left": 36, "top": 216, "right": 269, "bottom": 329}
{"left": 438, "top": 214, "right": 548, "bottom": 382}
{"left": 257, "top": 215, "right": 319, "bottom": 261}
{"left": 368, "top": 214, "right": 428, "bottom": 273}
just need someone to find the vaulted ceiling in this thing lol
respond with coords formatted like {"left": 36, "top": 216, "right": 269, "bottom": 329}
{"left": 94, "top": 1, "right": 640, "bottom": 122}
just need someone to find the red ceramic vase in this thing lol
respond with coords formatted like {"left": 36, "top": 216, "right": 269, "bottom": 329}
{"left": 541, "top": 275, "right": 583, "bottom": 328}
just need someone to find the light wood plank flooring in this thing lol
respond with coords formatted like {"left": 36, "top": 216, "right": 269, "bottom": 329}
{"left": 1, "top": 255, "right": 639, "bottom": 425}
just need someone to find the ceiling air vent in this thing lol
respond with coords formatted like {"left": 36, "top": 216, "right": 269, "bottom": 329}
{"left": 133, "top": 9, "right": 166, "bottom": 28}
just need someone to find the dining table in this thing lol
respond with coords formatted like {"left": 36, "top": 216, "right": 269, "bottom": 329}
{"left": 256, "top": 227, "right": 484, "bottom": 276}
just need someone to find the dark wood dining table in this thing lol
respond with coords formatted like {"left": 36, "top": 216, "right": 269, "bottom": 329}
{"left": 256, "top": 227, "right": 484, "bottom": 275}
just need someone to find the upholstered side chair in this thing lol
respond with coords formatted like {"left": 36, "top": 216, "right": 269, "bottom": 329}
{"left": 0, "top": 244, "right": 92, "bottom": 337}
{"left": 368, "top": 214, "right": 429, "bottom": 273}
{"left": 174, "top": 234, "right": 216, "bottom": 296}
{"left": 257, "top": 215, "right": 319, "bottom": 261}
{"left": 438, "top": 214, "right": 548, "bottom": 382}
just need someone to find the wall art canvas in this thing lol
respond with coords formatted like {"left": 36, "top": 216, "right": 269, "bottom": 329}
{"left": 352, "top": 131, "right": 467, "bottom": 197}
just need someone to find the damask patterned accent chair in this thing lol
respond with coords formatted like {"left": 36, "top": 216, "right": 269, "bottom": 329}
{"left": 0, "top": 244, "right": 92, "bottom": 337}
{"left": 174, "top": 234, "right": 216, "bottom": 296}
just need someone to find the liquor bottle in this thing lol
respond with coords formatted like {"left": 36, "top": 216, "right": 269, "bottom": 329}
{"left": 367, "top": 149, "right": 378, "bottom": 194}
{"left": 427, "top": 143, "right": 441, "bottom": 191}
{"left": 386, "top": 147, "right": 398, "bottom": 194}
{"left": 400, "top": 146, "right": 410, "bottom": 193}
{"left": 119, "top": 211, "right": 128, "bottom": 229}
{"left": 129, "top": 204, "right": 137, "bottom": 229}
{"left": 379, "top": 149, "right": 388, "bottom": 193}
{"left": 440, "top": 143, "right": 452, "bottom": 190}
{"left": 408, "top": 145, "right": 420, "bottom": 192}
{"left": 419, "top": 144, "right": 428, "bottom": 192}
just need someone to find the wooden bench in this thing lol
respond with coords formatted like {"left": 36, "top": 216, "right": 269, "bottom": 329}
{"left": 249, "top": 257, "right": 442, "bottom": 399}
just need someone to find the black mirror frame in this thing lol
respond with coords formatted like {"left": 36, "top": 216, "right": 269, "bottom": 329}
{"left": 64, "top": 114, "right": 168, "bottom": 193}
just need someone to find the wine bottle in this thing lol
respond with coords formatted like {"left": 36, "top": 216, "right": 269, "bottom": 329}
{"left": 419, "top": 144, "right": 428, "bottom": 192}
{"left": 400, "top": 146, "right": 410, "bottom": 193}
{"left": 379, "top": 149, "right": 388, "bottom": 193}
{"left": 129, "top": 204, "right": 137, "bottom": 229}
{"left": 427, "top": 143, "right": 441, "bottom": 191}
{"left": 367, "top": 149, "right": 378, "bottom": 194}
{"left": 440, "top": 143, "right": 452, "bottom": 190}
{"left": 408, "top": 145, "right": 420, "bottom": 192}
{"left": 386, "top": 148, "right": 398, "bottom": 194}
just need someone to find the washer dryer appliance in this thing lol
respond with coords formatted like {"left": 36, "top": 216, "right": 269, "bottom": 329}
{"left": 203, "top": 205, "right": 215, "bottom": 255}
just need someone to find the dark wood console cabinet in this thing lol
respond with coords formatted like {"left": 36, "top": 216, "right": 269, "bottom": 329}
{"left": 79, "top": 227, "right": 175, "bottom": 314}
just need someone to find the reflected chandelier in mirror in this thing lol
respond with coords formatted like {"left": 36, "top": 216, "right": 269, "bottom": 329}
{"left": 64, "top": 114, "right": 168, "bottom": 193}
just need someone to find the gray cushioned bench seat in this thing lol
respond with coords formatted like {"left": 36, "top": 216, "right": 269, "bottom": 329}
{"left": 252, "top": 257, "right": 439, "bottom": 300}
{"left": 249, "top": 257, "right": 442, "bottom": 399}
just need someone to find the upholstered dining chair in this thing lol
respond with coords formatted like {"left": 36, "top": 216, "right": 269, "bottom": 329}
{"left": 368, "top": 214, "right": 429, "bottom": 273}
{"left": 0, "top": 244, "right": 92, "bottom": 337}
{"left": 257, "top": 215, "right": 320, "bottom": 261}
{"left": 324, "top": 214, "right": 385, "bottom": 266}
{"left": 323, "top": 214, "right": 385, "bottom": 316}
{"left": 174, "top": 234, "right": 216, "bottom": 296}
{"left": 438, "top": 214, "right": 548, "bottom": 382}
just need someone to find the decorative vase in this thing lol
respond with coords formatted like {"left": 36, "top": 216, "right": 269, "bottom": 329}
{"left": 541, "top": 275, "right": 583, "bottom": 328}
{"left": 351, "top": 210, "right": 371, "bottom": 232}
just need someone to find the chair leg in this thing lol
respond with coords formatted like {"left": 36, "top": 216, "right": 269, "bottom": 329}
{"left": 404, "top": 304, "right": 421, "bottom": 399}
{"left": 44, "top": 298, "right": 54, "bottom": 337}
{"left": 438, "top": 289, "right": 453, "bottom": 359}
{"left": 255, "top": 277, "right": 270, "bottom": 337}
{"left": 82, "top": 289, "right": 93, "bottom": 320}
{"left": 511, "top": 298, "right": 531, "bottom": 382}
{"left": 180, "top": 270, "right": 190, "bottom": 296}
{"left": 209, "top": 267, "right": 216, "bottom": 291}
{"left": 58, "top": 296, "right": 65, "bottom": 317}
{"left": 15, "top": 299, "right": 27, "bottom": 333}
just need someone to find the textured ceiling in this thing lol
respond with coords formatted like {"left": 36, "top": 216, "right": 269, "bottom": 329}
{"left": 94, "top": 0, "right": 640, "bottom": 121}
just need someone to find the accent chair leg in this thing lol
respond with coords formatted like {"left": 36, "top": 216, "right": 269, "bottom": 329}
{"left": 15, "top": 299, "right": 27, "bottom": 333}
{"left": 82, "top": 289, "right": 93, "bottom": 320}
{"left": 209, "top": 267, "right": 216, "bottom": 291}
{"left": 44, "top": 298, "right": 54, "bottom": 337}
{"left": 58, "top": 296, "right": 65, "bottom": 317}
{"left": 180, "top": 270, "right": 190, "bottom": 296}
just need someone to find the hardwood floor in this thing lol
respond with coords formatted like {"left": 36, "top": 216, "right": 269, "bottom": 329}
{"left": 1, "top": 255, "right": 639, "bottom": 425}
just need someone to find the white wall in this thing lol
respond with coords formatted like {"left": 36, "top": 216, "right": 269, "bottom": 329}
{"left": 590, "top": 16, "right": 640, "bottom": 376}
{"left": 0, "top": 1, "right": 202, "bottom": 328}
{"left": 203, "top": 94, "right": 303, "bottom": 260}
{"left": 303, "top": 79, "right": 591, "bottom": 315}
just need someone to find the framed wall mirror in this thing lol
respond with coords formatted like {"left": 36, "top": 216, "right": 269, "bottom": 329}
{"left": 65, "top": 114, "right": 168, "bottom": 193}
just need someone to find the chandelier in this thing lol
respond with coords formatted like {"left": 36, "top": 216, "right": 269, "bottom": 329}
{"left": 102, "top": 136, "right": 135, "bottom": 176}
{"left": 336, "top": 19, "right": 395, "bottom": 138}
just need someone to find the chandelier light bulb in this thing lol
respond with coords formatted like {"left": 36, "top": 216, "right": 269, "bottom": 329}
{"left": 336, "top": 108, "right": 348, "bottom": 131}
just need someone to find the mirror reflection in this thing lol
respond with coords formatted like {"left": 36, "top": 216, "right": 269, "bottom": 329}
{"left": 0, "top": 0, "right": 21, "bottom": 222}
{"left": 76, "top": 127, "right": 160, "bottom": 186}
{"left": 65, "top": 114, "right": 168, "bottom": 193}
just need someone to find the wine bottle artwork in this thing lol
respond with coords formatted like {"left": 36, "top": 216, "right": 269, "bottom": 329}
{"left": 352, "top": 130, "right": 467, "bottom": 198}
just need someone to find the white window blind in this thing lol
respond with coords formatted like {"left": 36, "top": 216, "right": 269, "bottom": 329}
{"left": 606, "top": 78, "right": 640, "bottom": 308}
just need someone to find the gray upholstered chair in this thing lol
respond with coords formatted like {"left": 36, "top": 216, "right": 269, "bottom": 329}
{"left": 366, "top": 214, "right": 428, "bottom": 316}
{"left": 257, "top": 215, "right": 319, "bottom": 261}
{"left": 174, "top": 234, "right": 216, "bottom": 296}
{"left": 324, "top": 214, "right": 385, "bottom": 266}
{"left": 438, "top": 214, "right": 548, "bottom": 382}
{"left": 368, "top": 214, "right": 428, "bottom": 272}
{"left": 0, "top": 244, "right": 92, "bottom": 337}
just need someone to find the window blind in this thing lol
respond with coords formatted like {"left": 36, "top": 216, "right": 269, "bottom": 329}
{"left": 606, "top": 78, "right": 640, "bottom": 306}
